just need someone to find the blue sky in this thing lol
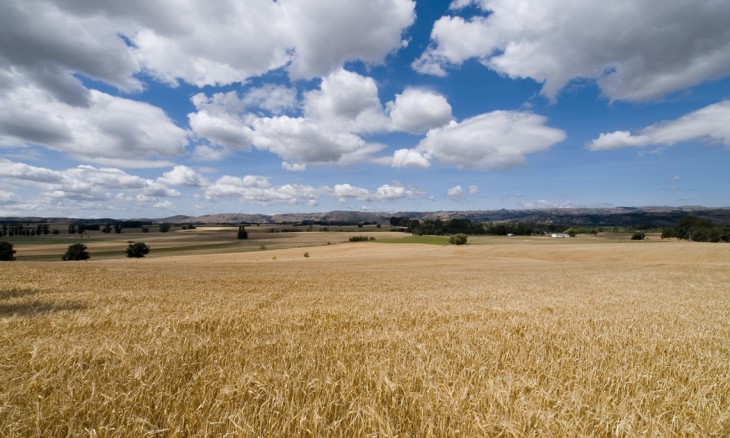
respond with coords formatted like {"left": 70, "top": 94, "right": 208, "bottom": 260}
{"left": 1, "top": 0, "right": 729, "bottom": 218}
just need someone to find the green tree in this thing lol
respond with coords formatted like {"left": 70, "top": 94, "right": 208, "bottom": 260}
{"left": 237, "top": 225, "right": 248, "bottom": 239}
{"left": 449, "top": 234, "right": 468, "bottom": 245}
{"left": 0, "top": 241, "right": 16, "bottom": 261}
{"left": 62, "top": 243, "right": 90, "bottom": 261}
{"left": 631, "top": 232, "right": 646, "bottom": 240}
{"left": 159, "top": 223, "right": 171, "bottom": 233}
{"left": 126, "top": 242, "right": 150, "bottom": 258}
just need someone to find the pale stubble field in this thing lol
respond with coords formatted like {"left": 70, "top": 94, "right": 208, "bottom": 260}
{"left": 1, "top": 238, "right": 729, "bottom": 436}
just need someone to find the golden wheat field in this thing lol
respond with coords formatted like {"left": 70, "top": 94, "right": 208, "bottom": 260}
{"left": 1, "top": 237, "right": 729, "bottom": 437}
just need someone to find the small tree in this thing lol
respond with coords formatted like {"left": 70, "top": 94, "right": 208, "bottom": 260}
{"left": 237, "top": 225, "right": 248, "bottom": 240}
{"left": 126, "top": 242, "right": 150, "bottom": 258}
{"left": 631, "top": 232, "right": 646, "bottom": 240}
{"left": 449, "top": 234, "right": 468, "bottom": 245}
{"left": 62, "top": 243, "right": 90, "bottom": 261}
{"left": 159, "top": 223, "right": 171, "bottom": 233}
{"left": 0, "top": 241, "right": 16, "bottom": 261}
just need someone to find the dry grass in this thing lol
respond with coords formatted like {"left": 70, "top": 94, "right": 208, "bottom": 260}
{"left": 1, "top": 240, "right": 729, "bottom": 436}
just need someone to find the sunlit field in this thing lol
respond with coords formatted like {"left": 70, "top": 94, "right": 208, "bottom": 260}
{"left": 2, "top": 235, "right": 729, "bottom": 436}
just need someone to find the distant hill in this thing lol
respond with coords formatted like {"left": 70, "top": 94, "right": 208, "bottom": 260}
{"left": 3, "top": 207, "right": 730, "bottom": 228}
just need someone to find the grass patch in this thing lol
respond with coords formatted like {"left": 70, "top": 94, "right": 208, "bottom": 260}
{"left": 376, "top": 235, "right": 449, "bottom": 245}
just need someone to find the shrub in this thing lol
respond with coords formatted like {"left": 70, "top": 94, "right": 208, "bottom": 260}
{"left": 349, "top": 236, "right": 375, "bottom": 242}
{"left": 62, "top": 243, "right": 90, "bottom": 261}
{"left": 126, "top": 242, "right": 150, "bottom": 258}
{"left": 449, "top": 234, "right": 468, "bottom": 245}
{"left": 304, "top": 252, "right": 310, "bottom": 258}
{"left": 631, "top": 232, "right": 646, "bottom": 240}
{"left": 0, "top": 241, "right": 16, "bottom": 261}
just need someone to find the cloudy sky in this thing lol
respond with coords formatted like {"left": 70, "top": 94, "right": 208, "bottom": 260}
{"left": 1, "top": 0, "right": 729, "bottom": 218}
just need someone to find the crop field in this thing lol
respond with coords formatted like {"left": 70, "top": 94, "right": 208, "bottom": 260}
{"left": 1, "top": 235, "right": 729, "bottom": 436}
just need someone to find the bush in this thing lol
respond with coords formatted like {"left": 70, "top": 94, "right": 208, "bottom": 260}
{"left": 631, "top": 232, "right": 646, "bottom": 240}
{"left": 449, "top": 234, "right": 468, "bottom": 245}
{"left": 349, "top": 236, "right": 375, "bottom": 242}
{"left": 62, "top": 243, "right": 90, "bottom": 261}
{"left": 126, "top": 242, "right": 150, "bottom": 258}
{"left": 159, "top": 223, "right": 171, "bottom": 233}
{"left": 0, "top": 241, "right": 16, "bottom": 261}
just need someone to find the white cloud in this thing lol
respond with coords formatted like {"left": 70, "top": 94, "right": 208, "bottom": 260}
{"left": 242, "top": 85, "right": 298, "bottom": 115}
{"left": 589, "top": 99, "right": 730, "bottom": 150}
{"left": 416, "top": 111, "right": 566, "bottom": 169}
{"left": 333, "top": 183, "right": 420, "bottom": 202}
{"left": 204, "top": 175, "right": 323, "bottom": 205}
{"left": 189, "top": 71, "right": 388, "bottom": 168}
{"left": 153, "top": 200, "right": 176, "bottom": 209}
{"left": 386, "top": 88, "right": 453, "bottom": 134}
{"left": 251, "top": 116, "right": 375, "bottom": 165}
{"left": 0, "top": 0, "right": 142, "bottom": 100}
{"left": 447, "top": 185, "right": 464, "bottom": 197}
{"left": 415, "top": 0, "right": 730, "bottom": 102}
{"left": 304, "top": 69, "right": 389, "bottom": 133}
{"left": 447, "top": 184, "right": 479, "bottom": 197}
{"left": 0, "top": 159, "right": 185, "bottom": 213}
{"left": 392, "top": 149, "right": 431, "bottom": 169}
{"left": 0, "top": 74, "right": 188, "bottom": 167}
{"left": 284, "top": 0, "right": 416, "bottom": 79}
{"left": 282, "top": 162, "right": 307, "bottom": 172}
{"left": 333, "top": 184, "right": 372, "bottom": 202}
{"left": 2, "top": 0, "right": 414, "bottom": 100}
{"left": 158, "top": 165, "right": 208, "bottom": 187}
{"left": 190, "top": 145, "right": 230, "bottom": 162}
{"left": 0, "top": 159, "right": 64, "bottom": 183}
{"left": 374, "top": 184, "right": 419, "bottom": 200}
{"left": 188, "top": 110, "right": 254, "bottom": 151}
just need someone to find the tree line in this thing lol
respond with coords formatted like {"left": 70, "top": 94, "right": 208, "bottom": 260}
{"left": 661, "top": 216, "right": 730, "bottom": 242}
{"left": 389, "top": 217, "right": 582, "bottom": 236}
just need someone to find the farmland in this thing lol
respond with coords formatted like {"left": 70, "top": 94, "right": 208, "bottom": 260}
{"left": 1, "top": 231, "right": 729, "bottom": 436}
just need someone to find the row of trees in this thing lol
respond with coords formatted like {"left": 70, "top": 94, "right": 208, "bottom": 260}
{"left": 389, "top": 217, "right": 581, "bottom": 237}
{"left": 661, "top": 216, "right": 730, "bottom": 242}
{"left": 1, "top": 241, "right": 151, "bottom": 261}
{"left": 0, "top": 223, "right": 53, "bottom": 237}
{"left": 0, "top": 222, "right": 177, "bottom": 237}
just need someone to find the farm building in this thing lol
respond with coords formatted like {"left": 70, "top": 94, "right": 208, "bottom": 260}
{"left": 551, "top": 233, "right": 570, "bottom": 238}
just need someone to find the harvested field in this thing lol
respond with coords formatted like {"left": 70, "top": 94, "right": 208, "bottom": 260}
{"left": 1, "top": 238, "right": 729, "bottom": 436}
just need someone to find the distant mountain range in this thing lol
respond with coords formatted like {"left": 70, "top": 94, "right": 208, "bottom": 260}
{"left": 4, "top": 207, "right": 730, "bottom": 228}
{"left": 148, "top": 206, "right": 730, "bottom": 228}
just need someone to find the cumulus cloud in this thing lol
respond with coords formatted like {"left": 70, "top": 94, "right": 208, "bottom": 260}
{"left": 0, "top": 0, "right": 142, "bottom": 100}
{"left": 447, "top": 185, "right": 465, "bottom": 197}
{"left": 447, "top": 184, "right": 479, "bottom": 198}
{"left": 386, "top": 88, "right": 453, "bottom": 134}
{"left": 204, "top": 175, "right": 323, "bottom": 205}
{"left": 392, "top": 149, "right": 431, "bottom": 169}
{"left": 20, "top": 0, "right": 413, "bottom": 88}
{"left": 0, "top": 159, "right": 185, "bottom": 212}
{"left": 251, "top": 116, "right": 374, "bottom": 165}
{"left": 189, "top": 70, "right": 390, "bottom": 167}
{"left": 158, "top": 165, "right": 208, "bottom": 187}
{"left": 304, "top": 69, "right": 389, "bottom": 133}
{"left": 283, "top": 0, "right": 416, "bottom": 78}
{"left": 415, "top": 0, "right": 730, "bottom": 102}
{"left": 589, "top": 99, "right": 730, "bottom": 150}
{"left": 411, "top": 111, "right": 565, "bottom": 169}
{"left": 0, "top": 74, "right": 188, "bottom": 167}
{"left": 333, "top": 183, "right": 420, "bottom": 202}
